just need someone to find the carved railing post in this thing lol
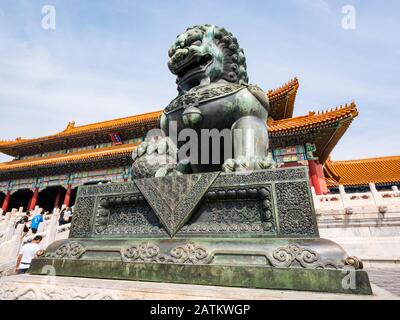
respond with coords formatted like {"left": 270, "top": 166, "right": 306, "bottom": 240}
{"left": 37, "top": 220, "right": 46, "bottom": 234}
{"left": 369, "top": 182, "right": 387, "bottom": 214}
{"left": 4, "top": 215, "right": 18, "bottom": 242}
{"left": 11, "top": 223, "right": 24, "bottom": 262}
{"left": 311, "top": 186, "right": 321, "bottom": 214}
{"left": 0, "top": 212, "right": 11, "bottom": 233}
{"left": 0, "top": 223, "right": 24, "bottom": 272}
{"left": 43, "top": 214, "right": 59, "bottom": 249}
{"left": 338, "top": 185, "right": 351, "bottom": 214}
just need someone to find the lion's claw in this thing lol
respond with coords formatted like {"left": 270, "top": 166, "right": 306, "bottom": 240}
{"left": 222, "top": 153, "right": 276, "bottom": 172}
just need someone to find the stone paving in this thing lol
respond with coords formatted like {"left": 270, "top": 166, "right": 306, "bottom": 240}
{"left": 0, "top": 274, "right": 399, "bottom": 300}
{"left": 366, "top": 268, "right": 400, "bottom": 296}
{"left": 1, "top": 268, "right": 399, "bottom": 299}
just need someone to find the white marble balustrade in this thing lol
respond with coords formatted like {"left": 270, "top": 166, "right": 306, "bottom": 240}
{"left": 312, "top": 183, "right": 400, "bottom": 215}
{"left": 0, "top": 207, "right": 71, "bottom": 274}
{"left": 314, "top": 184, "right": 400, "bottom": 267}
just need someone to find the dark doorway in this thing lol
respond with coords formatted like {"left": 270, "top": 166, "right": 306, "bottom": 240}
{"left": 37, "top": 186, "right": 66, "bottom": 212}
{"left": 83, "top": 180, "right": 110, "bottom": 185}
{"left": 8, "top": 189, "right": 33, "bottom": 212}
{"left": 70, "top": 187, "right": 78, "bottom": 208}
{"left": 0, "top": 192, "right": 5, "bottom": 213}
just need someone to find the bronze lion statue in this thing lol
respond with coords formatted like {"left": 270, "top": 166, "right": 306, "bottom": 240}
{"left": 132, "top": 24, "right": 275, "bottom": 178}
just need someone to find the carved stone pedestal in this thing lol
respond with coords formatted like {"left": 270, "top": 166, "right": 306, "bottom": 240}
{"left": 30, "top": 167, "right": 372, "bottom": 294}
{"left": 2, "top": 275, "right": 394, "bottom": 300}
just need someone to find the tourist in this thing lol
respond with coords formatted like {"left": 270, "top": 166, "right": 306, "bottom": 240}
{"left": 30, "top": 210, "right": 45, "bottom": 234}
{"left": 59, "top": 207, "right": 72, "bottom": 225}
{"left": 14, "top": 215, "right": 30, "bottom": 234}
{"left": 59, "top": 208, "right": 67, "bottom": 225}
{"left": 58, "top": 208, "right": 65, "bottom": 224}
{"left": 15, "top": 235, "right": 43, "bottom": 274}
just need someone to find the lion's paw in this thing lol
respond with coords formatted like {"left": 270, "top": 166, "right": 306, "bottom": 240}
{"left": 132, "top": 137, "right": 178, "bottom": 179}
{"left": 222, "top": 154, "right": 276, "bottom": 173}
{"left": 132, "top": 137, "right": 177, "bottom": 161}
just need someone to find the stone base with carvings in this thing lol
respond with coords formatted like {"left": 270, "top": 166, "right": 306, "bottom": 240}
{"left": 1, "top": 275, "right": 395, "bottom": 300}
{"left": 29, "top": 167, "right": 372, "bottom": 294}
{"left": 30, "top": 237, "right": 372, "bottom": 295}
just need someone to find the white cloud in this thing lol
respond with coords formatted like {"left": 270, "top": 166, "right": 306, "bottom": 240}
{"left": 0, "top": 36, "right": 175, "bottom": 143}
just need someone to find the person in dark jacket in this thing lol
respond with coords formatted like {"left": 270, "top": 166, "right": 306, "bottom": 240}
{"left": 15, "top": 215, "right": 30, "bottom": 234}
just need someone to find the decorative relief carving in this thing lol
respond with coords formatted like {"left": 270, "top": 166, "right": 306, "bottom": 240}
{"left": 121, "top": 242, "right": 161, "bottom": 262}
{"left": 44, "top": 242, "right": 86, "bottom": 259}
{"left": 69, "top": 197, "right": 95, "bottom": 238}
{"left": 119, "top": 242, "right": 338, "bottom": 269}
{"left": 0, "top": 282, "right": 116, "bottom": 300}
{"left": 211, "top": 201, "right": 273, "bottom": 230}
{"left": 91, "top": 191, "right": 167, "bottom": 236}
{"left": 95, "top": 206, "right": 166, "bottom": 236}
{"left": 135, "top": 172, "right": 219, "bottom": 237}
{"left": 179, "top": 185, "right": 275, "bottom": 234}
{"left": 169, "top": 242, "right": 210, "bottom": 264}
{"left": 267, "top": 244, "right": 332, "bottom": 269}
{"left": 213, "top": 168, "right": 307, "bottom": 188}
{"left": 78, "top": 182, "right": 138, "bottom": 197}
{"left": 165, "top": 83, "right": 245, "bottom": 114}
{"left": 93, "top": 207, "right": 110, "bottom": 234}
{"left": 69, "top": 168, "right": 316, "bottom": 239}
{"left": 121, "top": 242, "right": 211, "bottom": 264}
{"left": 275, "top": 181, "right": 316, "bottom": 236}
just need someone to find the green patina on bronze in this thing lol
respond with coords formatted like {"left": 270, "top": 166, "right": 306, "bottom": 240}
{"left": 30, "top": 167, "right": 372, "bottom": 294}
{"left": 30, "top": 258, "right": 372, "bottom": 295}
{"left": 168, "top": 24, "right": 249, "bottom": 89}
{"left": 30, "top": 25, "right": 373, "bottom": 295}
{"left": 132, "top": 24, "right": 273, "bottom": 177}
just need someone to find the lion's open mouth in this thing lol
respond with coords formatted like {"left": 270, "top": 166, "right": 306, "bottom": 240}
{"left": 175, "top": 54, "right": 213, "bottom": 79}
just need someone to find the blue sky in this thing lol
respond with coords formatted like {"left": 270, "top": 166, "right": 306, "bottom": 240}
{"left": 0, "top": 0, "right": 399, "bottom": 162}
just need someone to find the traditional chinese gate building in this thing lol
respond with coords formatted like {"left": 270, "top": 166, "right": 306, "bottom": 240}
{"left": 1, "top": 78, "right": 398, "bottom": 213}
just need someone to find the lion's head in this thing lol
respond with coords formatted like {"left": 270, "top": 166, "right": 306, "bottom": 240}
{"left": 168, "top": 24, "right": 248, "bottom": 92}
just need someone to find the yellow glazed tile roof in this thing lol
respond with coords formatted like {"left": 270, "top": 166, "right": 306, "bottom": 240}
{"left": 325, "top": 155, "right": 400, "bottom": 187}
{"left": 267, "top": 77, "right": 299, "bottom": 120}
{"left": 269, "top": 102, "right": 358, "bottom": 133}
{"left": 0, "top": 143, "right": 137, "bottom": 172}
{"left": 0, "top": 103, "right": 359, "bottom": 173}
{"left": 267, "top": 77, "right": 299, "bottom": 100}
{"left": 0, "top": 111, "right": 162, "bottom": 149}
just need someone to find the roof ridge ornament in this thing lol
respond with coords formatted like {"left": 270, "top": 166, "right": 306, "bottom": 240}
{"left": 64, "top": 121, "right": 76, "bottom": 132}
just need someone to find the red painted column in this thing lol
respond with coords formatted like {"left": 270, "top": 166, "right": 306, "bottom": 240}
{"left": 53, "top": 188, "right": 62, "bottom": 210}
{"left": 29, "top": 188, "right": 39, "bottom": 211}
{"left": 63, "top": 185, "right": 72, "bottom": 207}
{"left": 1, "top": 191, "right": 11, "bottom": 212}
{"left": 308, "top": 160, "right": 322, "bottom": 195}
{"left": 315, "top": 162, "right": 328, "bottom": 194}
{"left": 27, "top": 196, "right": 32, "bottom": 212}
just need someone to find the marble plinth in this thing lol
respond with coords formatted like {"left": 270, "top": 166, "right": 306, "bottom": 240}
{"left": 0, "top": 275, "right": 397, "bottom": 300}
